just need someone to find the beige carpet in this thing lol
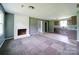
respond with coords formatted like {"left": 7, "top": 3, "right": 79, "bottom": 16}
{"left": 0, "top": 33, "right": 77, "bottom": 55}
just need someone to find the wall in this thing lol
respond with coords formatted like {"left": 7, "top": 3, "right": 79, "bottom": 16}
{"left": 5, "top": 13, "right": 14, "bottom": 39}
{"left": 29, "top": 17, "right": 41, "bottom": 35}
{"left": 14, "top": 14, "right": 30, "bottom": 39}
{"left": 38, "top": 20, "right": 45, "bottom": 33}
{"left": 48, "top": 20, "right": 54, "bottom": 32}
{"left": 77, "top": 11, "right": 79, "bottom": 41}
{"left": 0, "top": 4, "right": 5, "bottom": 47}
{"left": 41, "top": 20, "right": 45, "bottom": 33}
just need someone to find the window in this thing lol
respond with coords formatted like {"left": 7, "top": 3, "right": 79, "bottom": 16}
{"left": 0, "top": 13, "right": 4, "bottom": 34}
{"left": 60, "top": 20, "right": 67, "bottom": 27}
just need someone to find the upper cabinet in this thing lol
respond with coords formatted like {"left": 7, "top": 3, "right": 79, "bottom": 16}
{"left": 54, "top": 20, "right": 59, "bottom": 25}
{"left": 67, "top": 16, "right": 77, "bottom": 25}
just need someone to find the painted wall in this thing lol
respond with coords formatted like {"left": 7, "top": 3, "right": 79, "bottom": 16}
{"left": 77, "top": 11, "right": 79, "bottom": 41}
{"left": 5, "top": 13, "right": 14, "bottom": 38}
{"left": 38, "top": 20, "right": 43, "bottom": 33}
{"left": 0, "top": 4, "right": 5, "bottom": 47}
{"left": 14, "top": 14, "right": 30, "bottom": 39}
{"left": 29, "top": 17, "right": 46, "bottom": 35}
{"left": 42, "top": 20, "right": 45, "bottom": 33}
{"left": 48, "top": 20, "right": 54, "bottom": 32}
{"left": 29, "top": 17, "right": 41, "bottom": 35}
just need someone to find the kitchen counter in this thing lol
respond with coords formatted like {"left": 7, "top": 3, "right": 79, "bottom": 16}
{"left": 54, "top": 26, "right": 77, "bottom": 40}
{"left": 54, "top": 25, "right": 77, "bottom": 31}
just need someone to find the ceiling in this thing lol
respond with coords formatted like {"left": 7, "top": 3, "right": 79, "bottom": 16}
{"left": 2, "top": 3, "right": 77, "bottom": 20}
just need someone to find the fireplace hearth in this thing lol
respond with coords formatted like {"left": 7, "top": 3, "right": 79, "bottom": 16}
{"left": 18, "top": 29, "right": 26, "bottom": 36}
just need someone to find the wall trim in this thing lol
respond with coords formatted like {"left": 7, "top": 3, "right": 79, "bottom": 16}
{"left": 77, "top": 40, "right": 79, "bottom": 42}
{"left": 0, "top": 40, "right": 5, "bottom": 48}
{"left": 5, "top": 37, "right": 14, "bottom": 40}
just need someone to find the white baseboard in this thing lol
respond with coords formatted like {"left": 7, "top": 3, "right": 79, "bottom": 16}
{"left": 77, "top": 40, "right": 79, "bottom": 42}
{"left": 0, "top": 37, "right": 13, "bottom": 48}
{"left": 0, "top": 40, "right": 5, "bottom": 48}
{"left": 5, "top": 37, "right": 14, "bottom": 40}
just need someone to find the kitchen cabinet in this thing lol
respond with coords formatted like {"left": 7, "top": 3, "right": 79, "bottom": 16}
{"left": 67, "top": 16, "right": 77, "bottom": 25}
{"left": 67, "top": 30, "right": 77, "bottom": 40}
{"left": 54, "top": 20, "right": 59, "bottom": 25}
{"left": 54, "top": 28, "right": 59, "bottom": 33}
{"left": 54, "top": 27, "right": 77, "bottom": 40}
{"left": 54, "top": 28, "right": 68, "bottom": 36}
{"left": 54, "top": 16, "right": 77, "bottom": 40}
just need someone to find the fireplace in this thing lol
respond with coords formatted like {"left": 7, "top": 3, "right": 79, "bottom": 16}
{"left": 18, "top": 29, "right": 26, "bottom": 36}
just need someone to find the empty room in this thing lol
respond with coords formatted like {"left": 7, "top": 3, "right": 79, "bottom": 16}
{"left": 0, "top": 3, "right": 78, "bottom": 55}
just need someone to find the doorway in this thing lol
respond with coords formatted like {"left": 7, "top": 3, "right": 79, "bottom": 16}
{"left": 45, "top": 21, "right": 49, "bottom": 32}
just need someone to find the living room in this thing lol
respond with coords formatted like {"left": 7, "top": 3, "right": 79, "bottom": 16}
{"left": 0, "top": 3, "right": 78, "bottom": 55}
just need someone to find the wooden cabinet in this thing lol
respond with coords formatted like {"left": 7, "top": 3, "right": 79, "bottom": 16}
{"left": 54, "top": 21, "right": 59, "bottom": 25}
{"left": 59, "top": 28, "right": 68, "bottom": 35}
{"left": 54, "top": 28, "right": 59, "bottom": 33}
{"left": 54, "top": 28, "right": 68, "bottom": 36}
{"left": 54, "top": 16, "right": 77, "bottom": 40}
{"left": 54, "top": 28, "right": 77, "bottom": 40}
{"left": 67, "top": 16, "right": 77, "bottom": 25}
{"left": 67, "top": 30, "right": 77, "bottom": 40}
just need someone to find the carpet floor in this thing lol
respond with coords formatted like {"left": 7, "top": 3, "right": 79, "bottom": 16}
{"left": 0, "top": 33, "right": 77, "bottom": 55}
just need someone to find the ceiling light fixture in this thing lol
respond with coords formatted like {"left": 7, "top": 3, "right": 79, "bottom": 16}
{"left": 21, "top": 4, "right": 24, "bottom": 8}
{"left": 28, "top": 6, "right": 35, "bottom": 9}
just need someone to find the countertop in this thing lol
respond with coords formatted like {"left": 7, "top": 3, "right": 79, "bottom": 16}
{"left": 54, "top": 25, "right": 77, "bottom": 31}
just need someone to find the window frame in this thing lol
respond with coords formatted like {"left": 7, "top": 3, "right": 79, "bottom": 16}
{"left": 60, "top": 20, "right": 67, "bottom": 27}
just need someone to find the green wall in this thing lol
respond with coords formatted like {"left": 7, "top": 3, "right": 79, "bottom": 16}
{"left": 48, "top": 20, "right": 54, "bottom": 32}
{"left": 5, "top": 13, "right": 14, "bottom": 38}
{"left": 29, "top": 17, "right": 40, "bottom": 35}
{"left": 77, "top": 11, "right": 79, "bottom": 41}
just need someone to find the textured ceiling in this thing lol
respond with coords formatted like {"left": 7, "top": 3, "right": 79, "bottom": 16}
{"left": 2, "top": 3, "right": 77, "bottom": 20}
